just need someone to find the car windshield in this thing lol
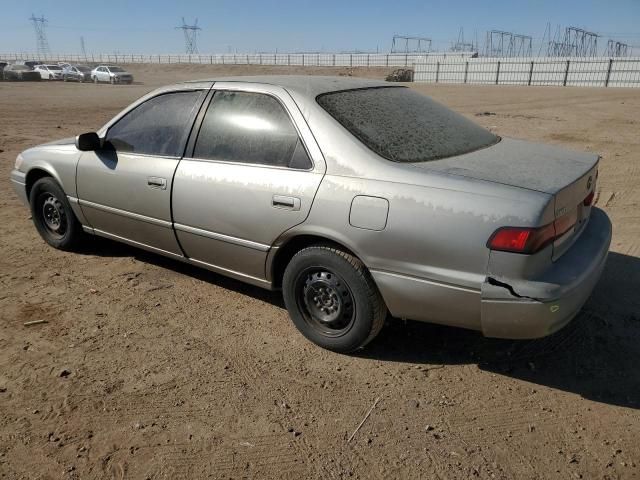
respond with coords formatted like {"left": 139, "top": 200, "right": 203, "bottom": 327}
{"left": 47, "top": 66, "right": 62, "bottom": 70}
{"left": 12, "top": 65, "right": 31, "bottom": 71}
{"left": 108, "top": 67, "right": 125, "bottom": 72}
{"left": 316, "top": 86, "right": 498, "bottom": 163}
{"left": 76, "top": 66, "right": 91, "bottom": 72}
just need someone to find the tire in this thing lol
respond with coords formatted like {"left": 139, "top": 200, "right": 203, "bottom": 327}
{"left": 282, "top": 245, "right": 387, "bottom": 353}
{"left": 93, "top": 76, "right": 98, "bottom": 84}
{"left": 29, "top": 177, "right": 83, "bottom": 251}
{"left": 110, "top": 76, "right": 115, "bottom": 85}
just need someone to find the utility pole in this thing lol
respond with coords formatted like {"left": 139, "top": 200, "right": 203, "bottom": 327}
{"left": 391, "top": 34, "right": 432, "bottom": 53}
{"left": 606, "top": 39, "right": 629, "bottom": 57}
{"left": 29, "top": 14, "right": 51, "bottom": 55}
{"left": 547, "top": 26, "right": 599, "bottom": 57}
{"left": 176, "top": 17, "right": 201, "bottom": 54}
{"left": 80, "top": 36, "right": 87, "bottom": 58}
{"left": 451, "top": 27, "right": 475, "bottom": 52}
{"left": 485, "top": 30, "right": 532, "bottom": 57}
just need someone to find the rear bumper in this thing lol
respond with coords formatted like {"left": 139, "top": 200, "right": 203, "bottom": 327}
{"left": 480, "top": 207, "right": 612, "bottom": 338}
{"left": 371, "top": 208, "right": 611, "bottom": 340}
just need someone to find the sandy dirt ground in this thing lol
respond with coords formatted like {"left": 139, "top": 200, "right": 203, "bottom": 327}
{"left": 1, "top": 64, "right": 639, "bottom": 479}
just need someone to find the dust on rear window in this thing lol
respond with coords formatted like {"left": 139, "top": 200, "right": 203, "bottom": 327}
{"left": 316, "top": 86, "right": 498, "bottom": 163}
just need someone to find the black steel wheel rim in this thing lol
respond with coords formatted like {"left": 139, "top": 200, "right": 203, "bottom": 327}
{"left": 295, "top": 267, "right": 356, "bottom": 337}
{"left": 39, "top": 192, "right": 67, "bottom": 239}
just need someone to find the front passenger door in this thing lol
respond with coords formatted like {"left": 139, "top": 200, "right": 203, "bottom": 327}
{"left": 76, "top": 87, "right": 209, "bottom": 256}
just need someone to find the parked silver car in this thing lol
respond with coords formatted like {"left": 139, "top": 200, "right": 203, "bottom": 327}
{"left": 91, "top": 65, "right": 133, "bottom": 84}
{"left": 10, "top": 76, "right": 611, "bottom": 352}
{"left": 62, "top": 64, "right": 92, "bottom": 82}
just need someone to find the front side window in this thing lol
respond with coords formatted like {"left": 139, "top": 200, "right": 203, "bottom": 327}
{"left": 193, "top": 91, "right": 311, "bottom": 169}
{"left": 106, "top": 91, "right": 203, "bottom": 157}
{"left": 317, "top": 86, "right": 498, "bottom": 163}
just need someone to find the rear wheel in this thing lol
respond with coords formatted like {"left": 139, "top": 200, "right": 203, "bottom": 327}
{"left": 110, "top": 76, "right": 115, "bottom": 85}
{"left": 283, "top": 246, "right": 387, "bottom": 353}
{"left": 29, "top": 177, "right": 84, "bottom": 250}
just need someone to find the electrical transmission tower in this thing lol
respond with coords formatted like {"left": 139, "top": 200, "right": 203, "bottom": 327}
{"left": 391, "top": 35, "right": 431, "bottom": 53}
{"left": 80, "top": 36, "right": 87, "bottom": 58}
{"left": 547, "top": 26, "right": 599, "bottom": 57}
{"left": 606, "top": 40, "right": 629, "bottom": 57}
{"left": 29, "top": 14, "right": 51, "bottom": 55}
{"left": 485, "top": 30, "right": 532, "bottom": 57}
{"left": 176, "top": 17, "right": 201, "bottom": 54}
{"left": 451, "top": 27, "right": 476, "bottom": 52}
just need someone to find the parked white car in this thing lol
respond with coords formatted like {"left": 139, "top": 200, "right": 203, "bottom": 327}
{"left": 90, "top": 65, "right": 133, "bottom": 84}
{"left": 35, "top": 64, "right": 64, "bottom": 80}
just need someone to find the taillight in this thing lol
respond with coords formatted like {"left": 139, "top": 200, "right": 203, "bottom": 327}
{"left": 583, "top": 191, "right": 594, "bottom": 206}
{"left": 488, "top": 211, "right": 577, "bottom": 255}
{"left": 488, "top": 224, "right": 555, "bottom": 254}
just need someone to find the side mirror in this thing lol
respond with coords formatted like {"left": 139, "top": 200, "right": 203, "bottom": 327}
{"left": 75, "top": 132, "right": 101, "bottom": 151}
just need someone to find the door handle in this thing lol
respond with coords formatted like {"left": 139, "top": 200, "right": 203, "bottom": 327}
{"left": 272, "top": 195, "right": 301, "bottom": 211}
{"left": 147, "top": 177, "right": 167, "bottom": 190}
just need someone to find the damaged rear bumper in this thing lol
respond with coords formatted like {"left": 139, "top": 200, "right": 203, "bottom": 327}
{"left": 481, "top": 207, "right": 612, "bottom": 339}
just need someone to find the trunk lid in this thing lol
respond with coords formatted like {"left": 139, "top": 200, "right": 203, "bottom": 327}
{"left": 412, "top": 137, "right": 599, "bottom": 260}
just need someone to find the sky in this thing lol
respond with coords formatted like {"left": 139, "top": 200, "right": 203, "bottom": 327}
{"left": 0, "top": 0, "right": 639, "bottom": 55}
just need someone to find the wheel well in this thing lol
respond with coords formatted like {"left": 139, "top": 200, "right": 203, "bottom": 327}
{"left": 25, "top": 169, "right": 53, "bottom": 198}
{"left": 271, "top": 235, "right": 358, "bottom": 288}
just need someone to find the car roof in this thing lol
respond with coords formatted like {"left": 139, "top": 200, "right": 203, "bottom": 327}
{"left": 183, "top": 75, "right": 393, "bottom": 97}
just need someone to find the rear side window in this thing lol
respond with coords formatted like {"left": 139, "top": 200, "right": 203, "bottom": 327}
{"left": 317, "top": 87, "right": 498, "bottom": 163}
{"left": 106, "top": 91, "right": 203, "bottom": 157}
{"left": 193, "top": 91, "right": 312, "bottom": 169}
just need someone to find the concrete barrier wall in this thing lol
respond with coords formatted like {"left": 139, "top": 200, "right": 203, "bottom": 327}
{"left": 414, "top": 57, "right": 640, "bottom": 88}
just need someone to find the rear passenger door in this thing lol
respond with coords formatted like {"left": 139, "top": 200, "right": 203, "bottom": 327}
{"left": 172, "top": 82, "right": 326, "bottom": 284}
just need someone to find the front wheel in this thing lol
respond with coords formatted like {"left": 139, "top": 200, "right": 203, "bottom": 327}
{"left": 29, "top": 177, "right": 84, "bottom": 250}
{"left": 283, "top": 246, "right": 387, "bottom": 353}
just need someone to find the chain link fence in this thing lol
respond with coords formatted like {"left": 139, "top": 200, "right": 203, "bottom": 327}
{"left": 414, "top": 57, "right": 640, "bottom": 87}
{"left": 0, "top": 52, "right": 474, "bottom": 68}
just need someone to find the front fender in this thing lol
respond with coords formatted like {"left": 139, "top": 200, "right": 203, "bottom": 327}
{"left": 21, "top": 144, "right": 81, "bottom": 198}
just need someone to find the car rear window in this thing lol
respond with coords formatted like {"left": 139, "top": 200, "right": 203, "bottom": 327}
{"left": 316, "top": 86, "right": 498, "bottom": 163}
